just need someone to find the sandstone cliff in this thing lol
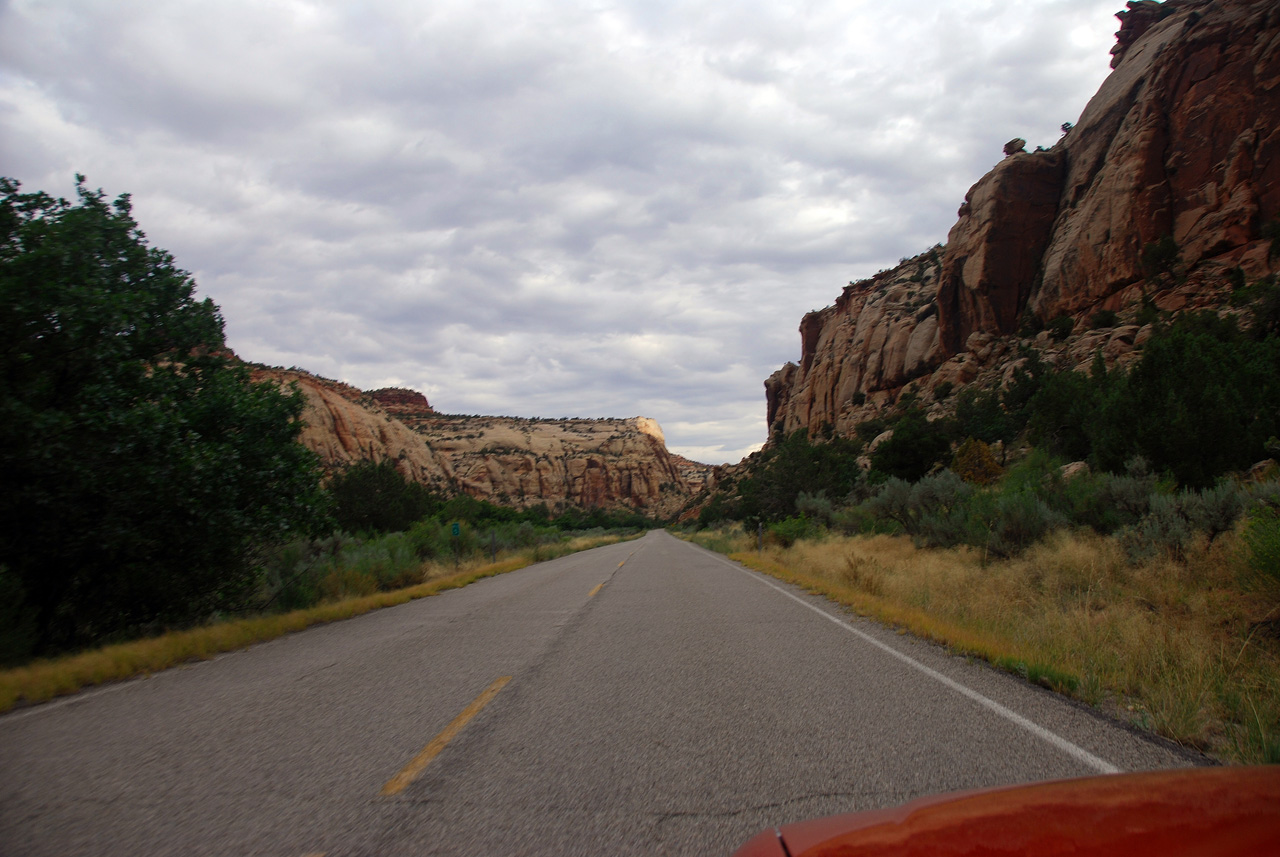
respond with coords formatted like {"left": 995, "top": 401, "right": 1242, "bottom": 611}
{"left": 252, "top": 368, "right": 454, "bottom": 489}
{"left": 409, "top": 414, "right": 695, "bottom": 518}
{"left": 252, "top": 367, "right": 699, "bottom": 517}
{"left": 767, "top": 0, "right": 1280, "bottom": 441}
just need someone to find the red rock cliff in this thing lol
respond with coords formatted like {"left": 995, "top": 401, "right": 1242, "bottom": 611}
{"left": 766, "top": 0, "right": 1280, "bottom": 442}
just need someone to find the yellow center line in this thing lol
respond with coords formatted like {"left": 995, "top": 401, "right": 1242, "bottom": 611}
{"left": 380, "top": 675, "right": 512, "bottom": 796}
{"left": 618, "top": 560, "right": 626, "bottom": 568}
{"left": 588, "top": 582, "right": 604, "bottom": 597}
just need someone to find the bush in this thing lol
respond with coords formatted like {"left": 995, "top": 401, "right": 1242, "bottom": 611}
{"left": 1181, "top": 483, "right": 1247, "bottom": 543}
{"left": 952, "top": 438, "right": 1003, "bottom": 485}
{"left": 1096, "top": 458, "right": 1159, "bottom": 526}
{"left": 734, "top": 429, "right": 864, "bottom": 523}
{"left": 870, "top": 410, "right": 952, "bottom": 482}
{"left": 909, "top": 471, "right": 975, "bottom": 549}
{"left": 795, "top": 491, "right": 835, "bottom": 525}
{"left": 1241, "top": 507, "right": 1280, "bottom": 600}
{"left": 769, "top": 516, "right": 813, "bottom": 547}
{"left": 1122, "top": 494, "right": 1192, "bottom": 564}
{"left": 1141, "top": 235, "right": 1180, "bottom": 279}
{"left": 866, "top": 478, "right": 914, "bottom": 533}
{"left": 986, "top": 491, "right": 1064, "bottom": 558}
{"left": 1047, "top": 315, "right": 1075, "bottom": 342}
{"left": 329, "top": 459, "right": 442, "bottom": 534}
{"left": 954, "top": 387, "right": 1014, "bottom": 447}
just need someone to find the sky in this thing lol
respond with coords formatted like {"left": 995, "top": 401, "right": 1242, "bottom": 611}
{"left": 1, "top": 0, "right": 1125, "bottom": 464}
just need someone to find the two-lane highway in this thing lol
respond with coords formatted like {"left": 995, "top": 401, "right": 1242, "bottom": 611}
{"left": 0, "top": 531, "right": 1197, "bottom": 855}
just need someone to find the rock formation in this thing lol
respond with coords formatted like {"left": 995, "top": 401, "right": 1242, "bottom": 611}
{"left": 766, "top": 0, "right": 1279, "bottom": 442}
{"left": 251, "top": 368, "right": 454, "bottom": 490}
{"left": 252, "top": 366, "right": 701, "bottom": 517}
{"left": 409, "top": 414, "right": 695, "bottom": 517}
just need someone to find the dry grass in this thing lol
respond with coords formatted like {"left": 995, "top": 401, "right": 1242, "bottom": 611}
{"left": 0, "top": 533, "right": 634, "bottom": 714}
{"left": 689, "top": 526, "right": 1280, "bottom": 763}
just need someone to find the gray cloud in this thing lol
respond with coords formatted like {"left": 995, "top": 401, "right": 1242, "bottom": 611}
{"left": 1, "top": 0, "right": 1122, "bottom": 463}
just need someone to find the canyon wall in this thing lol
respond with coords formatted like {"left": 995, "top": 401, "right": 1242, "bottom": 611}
{"left": 253, "top": 368, "right": 700, "bottom": 517}
{"left": 767, "top": 0, "right": 1280, "bottom": 441}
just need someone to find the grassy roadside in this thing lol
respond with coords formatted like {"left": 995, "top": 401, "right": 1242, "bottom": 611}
{"left": 0, "top": 533, "right": 632, "bottom": 714}
{"left": 683, "top": 527, "right": 1280, "bottom": 764}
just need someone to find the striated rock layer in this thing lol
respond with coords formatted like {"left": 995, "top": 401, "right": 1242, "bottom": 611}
{"left": 767, "top": 0, "right": 1280, "bottom": 442}
{"left": 252, "top": 367, "right": 700, "bottom": 517}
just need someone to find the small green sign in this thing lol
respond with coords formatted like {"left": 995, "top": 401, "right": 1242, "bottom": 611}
{"left": 451, "top": 522, "right": 461, "bottom": 537}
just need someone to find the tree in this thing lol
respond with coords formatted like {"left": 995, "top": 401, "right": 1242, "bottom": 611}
{"left": 0, "top": 176, "right": 328, "bottom": 658}
{"left": 735, "top": 429, "right": 864, "bottom": 523}
{"left": 869, "top": 409, "right": 952, "bottom": 482}
{"left": 1096, "top": 313, "right": 1280, "bottom": 488}
{"left": 327, "top": 459, "right": 442, "bottom": 534}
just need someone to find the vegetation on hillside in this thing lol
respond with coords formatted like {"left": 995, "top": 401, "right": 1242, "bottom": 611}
{"left": 685, "top": 274, "right": 1280, "bottom": 762}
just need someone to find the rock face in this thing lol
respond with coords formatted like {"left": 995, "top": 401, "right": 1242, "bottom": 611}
{"left": 937, "top": 149, "right": 1066, "bottom": 354}
{"left": 409, "top": 414, "right": 694, "bottom": 517}
{"left": 366, "top": 387, "right": 434, "bottom": 417}
{"left": 1034, "top": 0, "right": 1280, "bottom": 319}
{"left": 253, "top": 367, "right": 699, "bottom": 517}
{"left": 252, "top": 368, "right": 454, "bottom": 489}
{"left": 766, "top": 248, "right": 945, "bottom": 438}
{"left": 766, "top": 0, "right": 1280, "bottom": 442}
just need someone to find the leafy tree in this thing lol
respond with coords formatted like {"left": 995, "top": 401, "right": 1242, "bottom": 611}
{"left": 869, "top": 409, "right": 952, "bottom": 482}
{"left": 1096, "top": 313, "right": 1280, "bottom": 488}
{"left": 0, "top": 176, "right": 328, "bottom": 657}
{"left": 954, "top": 387, "right": 1013, "bottom": 447}
{"left": 736, "top": 429, "right": 864, "bottom": 522}
{"left": 327, "top": 459, "right": 442, "bottom": 534}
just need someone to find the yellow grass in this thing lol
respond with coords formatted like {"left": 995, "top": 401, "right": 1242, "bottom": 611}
{"left": 0, "top": 533, "right": 634, "bottom": 714}
{"left": 690, "top": 527, "right": 1280, "bottom": 763}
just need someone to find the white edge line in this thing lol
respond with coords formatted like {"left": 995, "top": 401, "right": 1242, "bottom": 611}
{"left": 706, "top": 552, "right": 1121, "bottom": 775}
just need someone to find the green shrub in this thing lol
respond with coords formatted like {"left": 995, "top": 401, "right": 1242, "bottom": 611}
{"left": 1262, "top": 218, "right": 1280, "bottom": 261}
{"left": 0, "top": 566, "right": 36, "bottom": 666}
{"left": 328, "top": 459, "right": 441, "bottom": 534}
{"left": 909, "top": 471, "right": 975, "bottom": 549}
{"left": 954, "top": 387, "right": 1014, "bottom": 447}
{"left": 1242, "top": 507, "right": 1280, "bottom": 599}
{"left": 1047, "top": 315, "right": 1075, "bottom": 342}
{"left": 1096, "top": 459, "right": 1159, "bottom": 526}
{"left": 795, "top": 491, "right": 835, "bottom": 525}
{"left": 987, "top": 492, "right": 1064, "bottom": 558}
{"left": 1141, "top": 235, "right": 1180, "bottom": 279}
{"left": 769, "top": 516, "right": 813, "bottom": 547}
{"left": 1135, "top": 297, "right": 1160, "bottom": 327}
{"left": 867, "top": 478, "right": 914, "bottom": 532}
{"left": 1123, "top": 494, "right": 1192, "bottom": 563}
{"left": 870, "top": 410, "right": 952, "bottom": 481}
{"left": 1181, "top": 483, "right": 1247, "bottom": 543}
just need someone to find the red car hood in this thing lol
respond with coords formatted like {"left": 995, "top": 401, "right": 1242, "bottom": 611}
{"left": 732, "top": 766, "right": 1280, "bottom": 857}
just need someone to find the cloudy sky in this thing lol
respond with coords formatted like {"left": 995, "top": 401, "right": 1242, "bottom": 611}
{"left": 2, "top": 0, "right": 1124, "bottom": 463}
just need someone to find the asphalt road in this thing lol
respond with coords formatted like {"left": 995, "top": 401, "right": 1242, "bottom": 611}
{"left": 0, "top": 530, "right": 1199, "bottom": 856}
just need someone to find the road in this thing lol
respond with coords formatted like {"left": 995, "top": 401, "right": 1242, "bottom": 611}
{"left": 0, "top": 530, "right": 1198, "bottom": 855}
